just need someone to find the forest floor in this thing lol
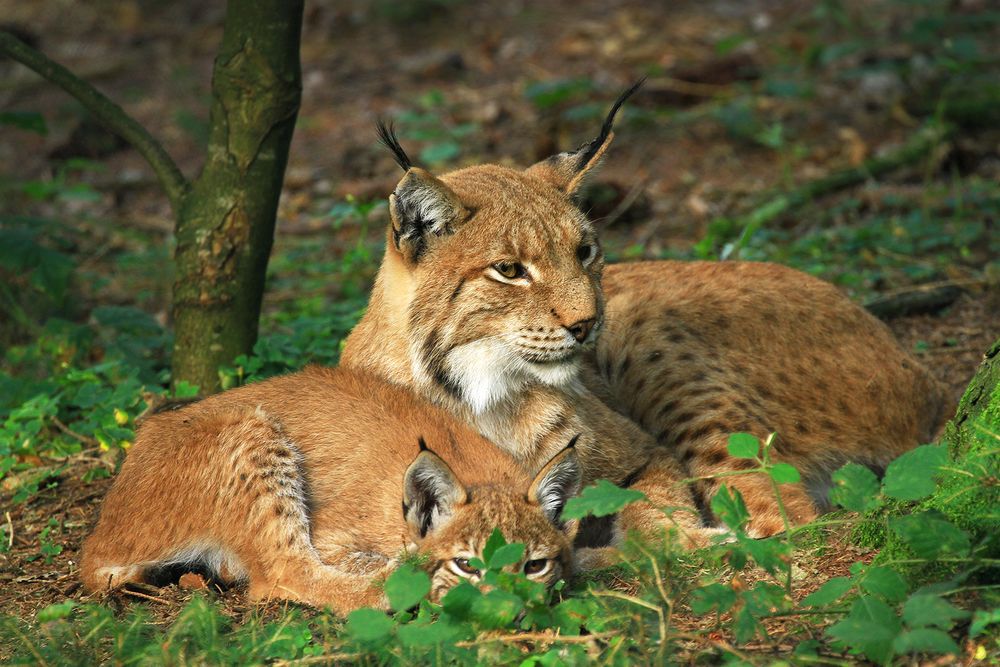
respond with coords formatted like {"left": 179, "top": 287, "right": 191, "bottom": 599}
{"left": 1, "top": 0, "right": 999, "bottom": 661}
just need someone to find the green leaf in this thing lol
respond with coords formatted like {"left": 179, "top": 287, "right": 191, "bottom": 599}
{"left": 488, "top": 542, "right": 526, "bottom": 570}
{"left": 893, "top": 628, "right": 959, "bottom": 656}
{"left": 346, "top": 608, "right": 394, "bottom": 642}
{"left": 710, "top": 484, "right": 750, "bottom": 530}
{"left": 482, "top": 527, "right": 507, "bottom": 565}
{"left": 397, "top": 619, "right": 462, "bottom": 647}
{"left": 689, "top": 583, "right": 737, "bottom": 615}
{"left": 827, "top": 597, "right": 902, "bottom": 664}
{"left": 420, "top": 141, "right": 460, "bottom": 164}
{"left": 471, "top": 589, "right": 524, "bottom": 629}
{"left": 727, "top": 432, "right": 760, "bottom": 459}
{"left": 882, "top": 445, "right": 947, "bottom": 501}
{"left": 830, "top": 463, "right": 882, "bottom": 512}
{"left": 768, "top": 462, "right": 800, "bottom": 484}
{"left": 36, "top": 600, "right": 75, "bottom": 622}
{"left": 441, "top": 581, "right": 481, "bottom": 619}
{"left": 0, "top": 111, "right": 47, "bottom": 135}
{"left": 902, "top": 594, "right": 968, "bottom": 630}
{"left": 890, "top": 513, "right": 970, "bottom": 559}
{"left": 861, "top": 566, "right": 909, "bottom": 603}
{"left": 970, "top": 608, "right": 1000, "bottom": 637}
{"left": 561, "top": 479, "right": 646, "bottom": 520}
{"left": 802, "top": 576, "right": 853, "bottom": 607}
{"left": 384, "top": 564, "right": 431, "bottom": 611}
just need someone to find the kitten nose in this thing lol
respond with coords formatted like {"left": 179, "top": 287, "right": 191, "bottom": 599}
{"left": 566, "top": 317, "right": 596, "bottom": 343}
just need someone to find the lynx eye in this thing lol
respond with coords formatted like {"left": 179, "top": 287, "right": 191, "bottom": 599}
{"left": 523, "top": 558, "right": 551, "bottom": 576}
{"left": 492, "top": 261, "right": 528, "bottom": 280}
{"left": 576, "top": 244, "right": 595, "bottom": 264}
{"left": 452, "top": 558, "right": 480, "bottom": 577}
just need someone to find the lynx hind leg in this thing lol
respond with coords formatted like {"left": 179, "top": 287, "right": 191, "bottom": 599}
{"left": 81, "top": 408, "right": 364, "bottom": 611}
{"left": 679, "top": 429, "right": 819, "bottom": 538}
{"left": 615, "top": 453, "right": 725, "bottom": 549}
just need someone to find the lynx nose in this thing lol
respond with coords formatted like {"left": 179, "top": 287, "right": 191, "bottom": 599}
{"left": 566, "top": 317, "right": 596, "bottom": 343}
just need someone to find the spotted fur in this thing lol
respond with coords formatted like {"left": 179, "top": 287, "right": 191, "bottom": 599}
{"left": 80, "top": 367, "right": 579, "bottom": 613}
{"left": 342, "top": 88, "right": 950, "bottom": 550}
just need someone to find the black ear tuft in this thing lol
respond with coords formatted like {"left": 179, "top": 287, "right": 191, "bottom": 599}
{"left": 376, "top": 119, "right": 413, "bottom": 171}
{"left": 575, "top": 78, "right": 645, "bottom": 170}
{"left": 418, "top": 436, "right": 428, "bottom": 452}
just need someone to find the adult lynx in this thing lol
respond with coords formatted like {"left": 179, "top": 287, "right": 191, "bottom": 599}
{"left": 341, "top": 84, "right": 947, "bottom": 546}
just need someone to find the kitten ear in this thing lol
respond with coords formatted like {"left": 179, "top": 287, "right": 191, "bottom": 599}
{"left": 402, "top": 444, "right": 468, "bottom": 540}
{"left": 528, "top": 436, "right": 583, "bottom": 531}
{"left": 377, "top": 120, "right": 469, "bottom": 263}
{"left": 524, "top": 79, "right": 644, "bottom": 196}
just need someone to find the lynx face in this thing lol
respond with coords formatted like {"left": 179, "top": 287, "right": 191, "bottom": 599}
{"left": 402, "top": 441, "right": 583, "bottom": 600}
{"left": 361, "top": 87, "right": 644, "bottom": 415}
{"left": 402, "top": 167, "right": 606, "bottom": 414}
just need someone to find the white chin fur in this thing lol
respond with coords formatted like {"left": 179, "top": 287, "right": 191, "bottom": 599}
{"left": 445, "top": 339, "right": 578, "bottom": 414}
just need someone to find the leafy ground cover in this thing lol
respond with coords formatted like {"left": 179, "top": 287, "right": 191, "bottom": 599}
{"left": 2, "top": 0, "right": 1000, "bottom": 663}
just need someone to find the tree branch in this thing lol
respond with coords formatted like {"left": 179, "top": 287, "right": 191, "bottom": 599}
{"left": 0, "top": 30, "right": 189, "bottom": 211}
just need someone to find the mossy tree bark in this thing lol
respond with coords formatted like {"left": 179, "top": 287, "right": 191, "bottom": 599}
{"left": 0, "top": 0, "right": 304, "bottom": 394}
{"left": 171, "top": 0, "right": 303, "bottom": 392}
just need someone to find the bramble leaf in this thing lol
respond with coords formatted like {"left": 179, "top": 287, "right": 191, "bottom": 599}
{"left": 902, "top": 594, "right": 968, "bottom": 629}
{"left": 768, "top": 462, "right": 800, "bottom": 484}
{"left": 36, "top": 600, "right": 76, "bottom": 623}
{"left": 882, "top": 444, "right": 947, "bottom": 501}
{"left": 829, "top": 463, "right": 882, "bottom": 512}
{"left": 561, "top": 479, "right": 645, "bottom": 520}
{"left": 488, "top": 543, "right": 526, "bottom": 570}
{"left": 690, "top": 583, "right": 737, "bottom": 615}
{"left": 727, "top": 432, "right": 760, "bottom": 459}
{"left": 860, "top": 566, "right": 909, "bottom": 603}
{"left": 890, "top": 513, "right": 970, "bottom": 559}
{"left": 827, "top": 596, "right": 902, "bottom": 664}
{"left": 893, "top": 628, "right": 959, "bottom": 656}
{"left": 384, "top": 564, "right": 431, "bottom": 611}
{"left": 802, "top": 576, "right": 853, "bottom": 607}
{"left": 482, "top": 527, "right": 507, "bottom": 565}
{"left": 471, "top": 589, "right": 524, "bottom": 629}
{"left": 970, "top": 608, "right": 1000, "bottom": 637}
{"left": 346, "top": 608, "right": 394, "bottom": 642}
{"left": 710, "top": 484, "right": 750, "bottom": 530}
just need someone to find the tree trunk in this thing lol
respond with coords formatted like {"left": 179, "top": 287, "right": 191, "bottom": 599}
{"left": 170, "top": 0, "right": 304, "bottom": 392}
{"left": 1, "top": 1, "right": 304, "bottom": 394}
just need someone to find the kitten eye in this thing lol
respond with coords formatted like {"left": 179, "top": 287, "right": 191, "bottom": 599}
{"left": 523, "top": 558, "right": 551, "bottom": 576}
{"left": 492, "top": 261, "right": 528, "bottom": 280}
{"left": 452, "top": 558, "right": 480, "bottom": 576}
{"left": 576, "top": 244, "right": 595, "bottom": 264}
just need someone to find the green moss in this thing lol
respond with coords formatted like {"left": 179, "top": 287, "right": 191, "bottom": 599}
{"left": 874, "top": 338, "right": 1000, "bottom": 579}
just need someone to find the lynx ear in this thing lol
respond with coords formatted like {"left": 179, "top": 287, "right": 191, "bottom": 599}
{"left": 528, "top": 436, "right": 583, "bottom": 530}
{"left": 403, "top": 443, "right": 468, "bottom": 539}
{"left": 377, "top": 121, "right": 469, "bottom": 262}
{"left": 525, "top": 79, "right": 644, "bottom": 196}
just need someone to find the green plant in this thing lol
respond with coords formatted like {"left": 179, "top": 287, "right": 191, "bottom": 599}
{"left": 395, "top": 90, "right": 478, "bottom": 166}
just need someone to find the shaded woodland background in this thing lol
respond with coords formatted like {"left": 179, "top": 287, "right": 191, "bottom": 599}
{"left": 1, "top": 0, "right": 999, "bottom": 663}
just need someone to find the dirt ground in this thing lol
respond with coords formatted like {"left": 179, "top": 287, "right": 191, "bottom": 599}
{"left": 1, "top": 0, "right": 998, "bottom": 644}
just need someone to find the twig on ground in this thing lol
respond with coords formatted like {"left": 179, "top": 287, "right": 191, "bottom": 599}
{"left": 4, "top": 511, "right": 12, "bottom": 550}
{"left": 50, "top": 417, "right": 99, "bottom": 447}
{"left": 864, "top": 278, "right": 987, "bottom": 320}
{"left": 272, "top": 653, "right": 363, "bottom": 666}
{"left": 119, "top": 588, "right": 170, "bottom": 605}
